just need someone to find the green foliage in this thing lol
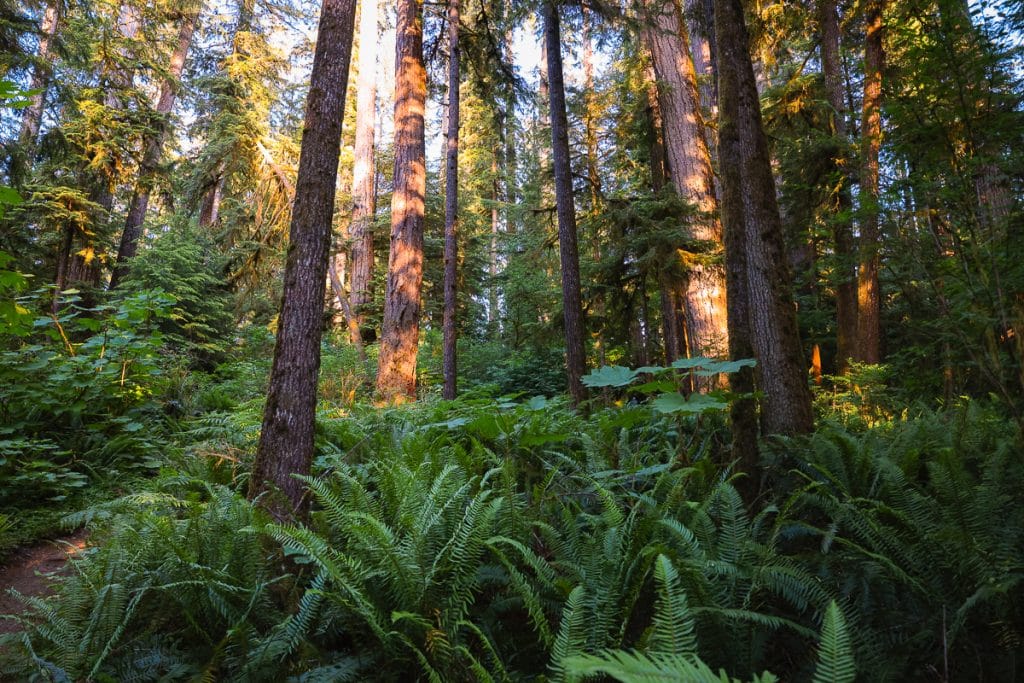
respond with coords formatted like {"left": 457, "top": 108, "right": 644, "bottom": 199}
{"left": 2, "top": 481, "right": 282, "bottom": 682}
{"left": 0, "top": 289, "right": 174, "bottom": 531}
{"left": 119, "top": 223, "right": 235, "bottom": 366}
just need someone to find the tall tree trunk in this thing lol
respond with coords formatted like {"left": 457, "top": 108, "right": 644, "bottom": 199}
{"left": 489, "top": 152, "right": 500, "bottom": 328}
{"left": 110, "top": 7, "right": 200, "bottom": 290}
{"left": 819, "top": 0, "right": 857, "bottom": 372}
{"left": 346, "top": 0, "right": 379, "bottom": 333}
{"left": 856, "top": 0, "right": 885, "bottom": 364}
{"left": 442, "top": 0, "right": 460, "bottom": 400}
{"left": 684, "top": 0, "right": 718, "bottom": 116}
{"left": 543, "top": 0, "right": 587, "bottom": 406}
{"left": 715, "top": 0, "right": 814, "bottom": 437}
{"left": 17, "top": 0, "right": 60, "bottom": 156}
{"left": 503, "top": 23, "right": 518, "bottom": 233}
{"left": 249, "top": 0, "right": 357, "bottom": 520}
{"left": 641, "top": 0, "right": 729, "bottom": 369}
{"left": 376, "top": 0, "right": 427, "bottom": 402}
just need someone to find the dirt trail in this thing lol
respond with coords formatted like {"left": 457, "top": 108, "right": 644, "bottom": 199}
{"left": 0, "top": 530, "right": 88, "bottom": 634}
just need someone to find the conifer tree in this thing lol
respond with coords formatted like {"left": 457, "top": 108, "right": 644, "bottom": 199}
{"left": 249, "top": 0, "right": 357, "bottom": 519}
{"left": 442, "top": 0, "right": 460, "bottom": 400}
{"left": 376, "top": 0, "right": 427, "bottom": 402}
{"left": 543, "top": 0, "right": 587, "bottom": 406}
{"left": 715, "top": 0, "right": 813, "bottom": 436}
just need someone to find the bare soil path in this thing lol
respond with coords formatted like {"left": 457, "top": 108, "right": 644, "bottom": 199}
{"left": 0, "top": 529, "right": 88, "bottom": 635}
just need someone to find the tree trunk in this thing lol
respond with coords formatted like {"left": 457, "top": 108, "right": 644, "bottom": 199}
{"left": 17, "top": 0, "right": 60, "bottom": 154}
{"left": 489, "top": 152, "right": 500, "bottom": 328}
{"left": 819, "top": 0, "right": 857, "bottom": 372}
{"left": 249, "top": 0, "right": 357, "bottom": 521}
{"left": 442, "top": 0, "right": 460, "bottom": 400}
{"left": 347, "top": 0, "right": 379, "bottom": 333}
{"left": 110, "top": 6, "right": 200, "bottom": 290}
{"left": 715, "top": 0, "right": 814, "bottom": 436}
{"left": 543, "top": 0, "right": 587, "bottom": 406}
{"left": 328, "top": 260, "right": 367, "bottom": 362}
{"left": 641, "top": 0, "right": 729, "bottom": 370}
{"left": 376, "top": 0, "right": 427, "bottom": 402}
{"left": 684, "top": 0, "right": 718, "bottom": 116}
{"left": 856, "top": 0, "right": 885, "bottom": 364}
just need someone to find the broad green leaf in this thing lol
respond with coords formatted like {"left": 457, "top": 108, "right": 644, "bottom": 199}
{"left": 652, "top": 392, "right": 729, "bottom": 414}
{"left": 582, "top": 365, "right": 638, "bottom": 388}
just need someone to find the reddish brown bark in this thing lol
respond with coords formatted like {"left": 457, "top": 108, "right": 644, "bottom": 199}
{"left": 376, "top": 0, "right": 426, "bottom": 402}
{"left": 110, "top": 7, "right": 200, "bottom": 290}
{"left": 249, "top": 0, "right": 358, "bottom": 520}
{"left": 641, "top": 0, "right": 729, "bottom": 369}
{"left": 856, "top": 0, "right": 885, "bottom": 364}
{"left": 819, "top": 0, "right": 857, "bottom": 372}
{"left": 347, "top": 0, "right": 379, "bottom": 332}
{"left": 442, "top": 0, "right": 460, "bottom": 400}
{"left": 543, "top": 0, "right": 587, "bottom": 406}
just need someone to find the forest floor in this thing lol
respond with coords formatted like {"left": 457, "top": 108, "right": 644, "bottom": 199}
{"left": 0, "top": 529, "right": 88, "bottom": 635}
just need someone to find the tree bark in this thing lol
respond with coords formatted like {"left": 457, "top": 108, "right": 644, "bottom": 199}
{"left": 819, "top": 0, "right": 857, "bottom": 372}
{"left": 249, "top": 0, "right": 357, "bottom": 520}
{"left": 716, "top": 0, "right": 814, "bottom": 436}
{"left": 347, "top": 0, "right": 379, "bottom": 333}
{"left": 856, "top": 0, "right": 885, "bottom": 364}
{"left": 110, "top": 6, "right": 200, "bottom": 290}
{"left": 543, "top": 0, "right": 587, "bottom": 406}
{"left": 17, "top": 0, "right": 60, "bottom": 153}
{"left": 442, "top": 0, "right": 460, "bottom": 400}
{"left": 375, "top": 0, "right": 426, "bottom": 402}
{"left": 641, "top": 0, "right": 730, "bottom": 371}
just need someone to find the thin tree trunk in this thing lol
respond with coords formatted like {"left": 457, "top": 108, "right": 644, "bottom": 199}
{"left": 198, "top": 171, "right": 225, "bottom": 228}
{"left": 716, "top": 0, "right": 813, "bottom": 437}
{"left": 249, "top": 0, "right": 357, "bottom": 521}
{"left": 110, "top": 7, "right": 200, "bottom": 290}
{"left": 489, "top": 152, "right": 500, "bottom": 327}
{"left": 347, "top": 0, "right": 379, "bottom": 332}
{"left": 819, "top": 0, "right": 857, "bottom": 372}
{"left": 684, "top": 0, "right": 717, "bottom": 116}
{"left": 543, "top": 0, "right": 587, "bottom": 406}
{"left": 641, "top": 0, "right": 729, "bottom": 370}
{"left": 17, "top": 0, "right": 60, "bottom": 153}
{"left": 856, "top": 0, "right": 885, "bottom": 364}
{"left": 376, "top": 0, "right": 427, "bottom": 402}
{"left": 442, "top": 0, "right": 460, "bottom": 400}
{"left": 328, "top": 261, "right": 367, "bottom": 362}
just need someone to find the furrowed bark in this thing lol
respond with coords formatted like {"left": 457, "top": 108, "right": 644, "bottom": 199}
{"left": 543, "top": 0, "right": 587, "bottom": 406}
{"left": 856, "top": 0, "right": 885, "bottom": 364}
{"left": 250, "top": 0, "right": 358, "bottom": 520}
{"left": 716, "top": 0, "right": 813, "bottom": 437}
{"left": 442, "top": 0, "right": 460, "bottom": 400}
{"left": 376, "top": 0, "right": 427, "bottom": 402}
{"left": 641, "top": 0, "right": 729, "bottom": 374}
{"left": 347, "top": 0, "right": 379, "bottom": 333}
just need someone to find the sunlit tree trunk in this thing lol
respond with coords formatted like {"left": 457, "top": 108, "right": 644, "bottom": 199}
{"left": 856, "top": 0, "right": 885, "bottom": 364}
{"left": 716, "top": 0, "right": 813, "bottom": 439}
{"left": 442, "top": 0, "right": 460, "bottom": 400}
{"left": 249, "top": 0, "right": 357, "bottom": 520}
{"left": 543, "top": 0, "right": 587, "bottom": 406}
{"left": 376, "top": 0, "right": 426, "bottom": 402}
{"left": 346, "top": 0, "right": 379, "bottom": 335}
{"left": 641, "top": 0, "right": 729, "bottom": 369}
{"left": 819, "top": 0, "right": 857, "bottom": 372}
{"left": 110, "top": 6, "right": 200, "bottom": 290}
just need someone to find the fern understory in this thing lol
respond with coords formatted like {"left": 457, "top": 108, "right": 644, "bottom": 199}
{"left": 1, "top": 361, "right": 1021, "bottom": 681}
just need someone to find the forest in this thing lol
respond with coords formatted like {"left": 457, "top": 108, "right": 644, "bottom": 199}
{"left": 0, "top": 0, "right": 1022, "bottom": 679}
